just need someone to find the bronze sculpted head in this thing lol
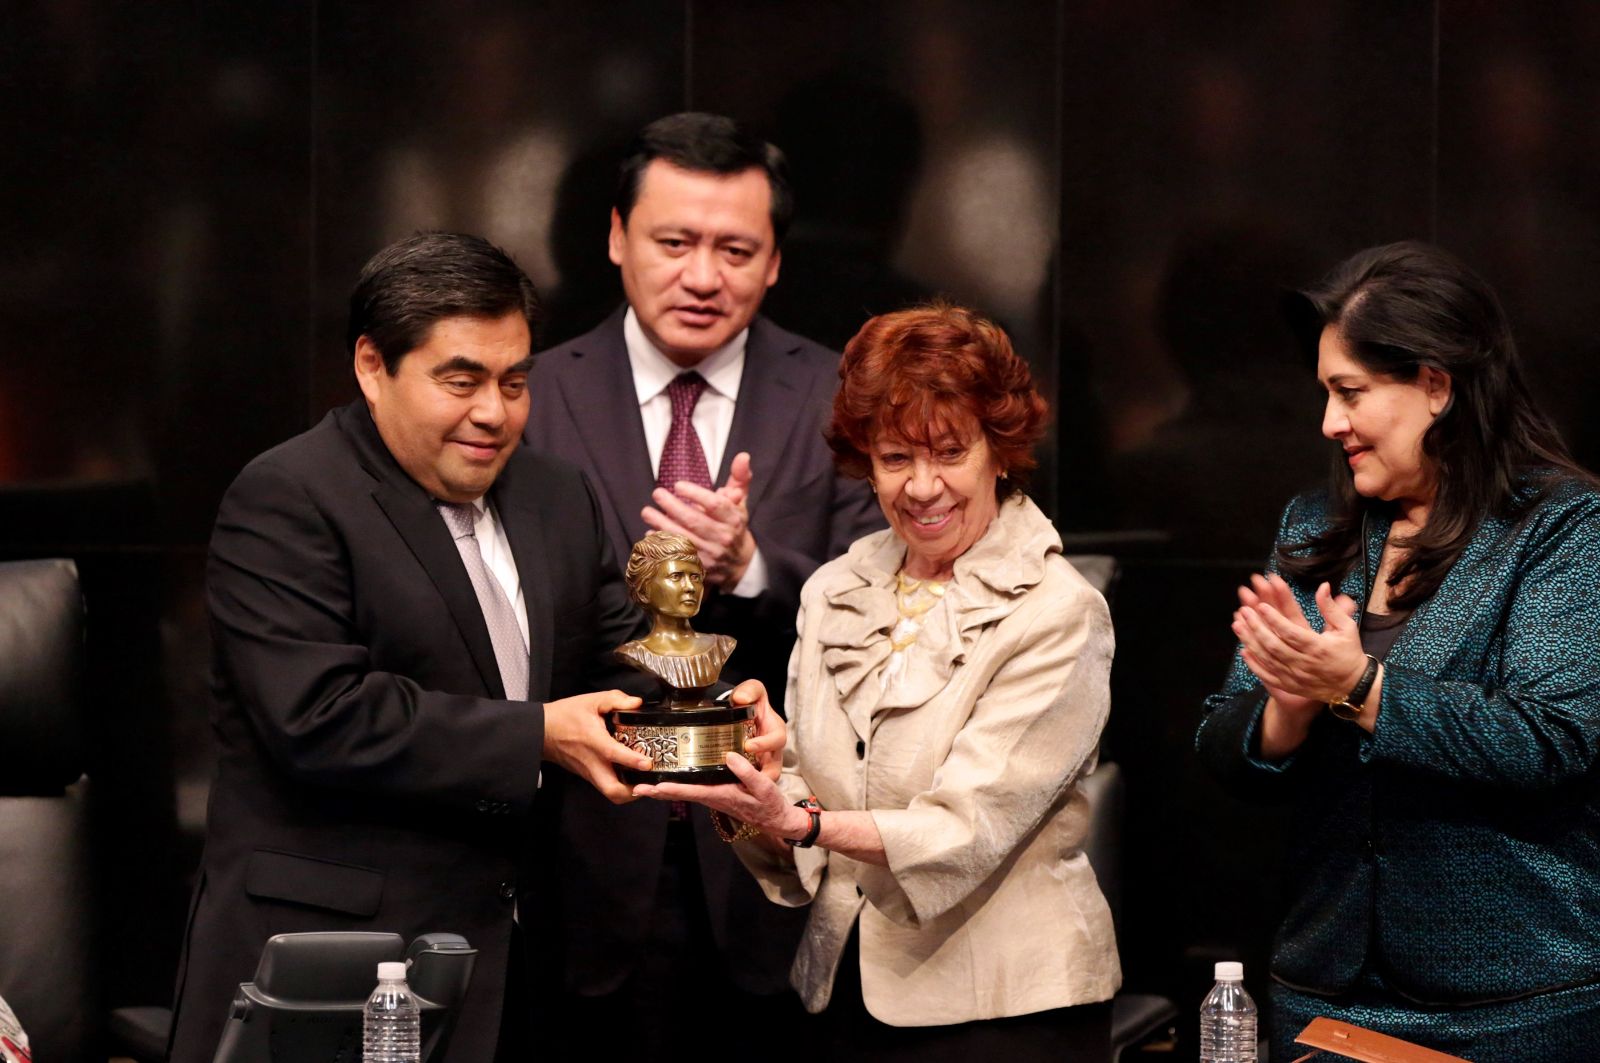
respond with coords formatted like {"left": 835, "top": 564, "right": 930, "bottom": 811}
{"left": 625, "top": 531, "right": 706, "bottom": 619}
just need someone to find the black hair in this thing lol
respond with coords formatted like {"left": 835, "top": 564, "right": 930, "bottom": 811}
{"left": 346, "top": 231, "right": 543, "bottom": 373}
{"left": 1279, "top": 240, "right": 1589, "bottom": 608}
{"left": 614, "top": 112, "right": 794, "bottom": 244}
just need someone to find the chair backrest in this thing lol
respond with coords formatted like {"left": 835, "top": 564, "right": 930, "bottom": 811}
{"left": 1068, "top": 554, "right": 1123, "bottom": 932}
{"left": 0, "top": 559, "right": 94, "bottom": 1063}
{"left": 211, "top": 932, "right": 477, "bottom": 1063}
{"left": 1079, "top": 759, "right": 1126, "bottom": 937}
{"left": 1065, "top": 554, "right": 1119, "bottom": 605}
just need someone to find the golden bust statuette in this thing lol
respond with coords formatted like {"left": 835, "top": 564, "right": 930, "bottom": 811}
{"left": 609, "top": 531, "right": 753, "bottom": 783}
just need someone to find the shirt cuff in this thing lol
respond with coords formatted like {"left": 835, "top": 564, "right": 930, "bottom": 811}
{"left": 730, "top": 546, "right": 769, "bottom": 598}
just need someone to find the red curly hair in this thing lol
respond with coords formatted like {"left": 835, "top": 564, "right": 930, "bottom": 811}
{"left": 827, "top": 303, "right": 1049, "bottom": 498}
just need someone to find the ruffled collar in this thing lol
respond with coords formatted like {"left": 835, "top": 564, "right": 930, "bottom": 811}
{"left": 813, "top": 495, "right": 1062, "bottom": 727}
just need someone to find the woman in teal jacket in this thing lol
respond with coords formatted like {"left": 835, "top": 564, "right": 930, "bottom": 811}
{"left": 1197, "top": 241, "right": 1600, "bottom": 1061}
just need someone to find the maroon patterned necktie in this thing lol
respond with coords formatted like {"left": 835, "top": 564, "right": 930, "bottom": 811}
{"left": 657, "top": 372, "right": 714, "bottom": 495}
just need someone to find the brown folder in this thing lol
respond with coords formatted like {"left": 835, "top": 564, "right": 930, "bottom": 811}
{"left": 1289, "top": 1017, "right": 1471, "bottom": 1062}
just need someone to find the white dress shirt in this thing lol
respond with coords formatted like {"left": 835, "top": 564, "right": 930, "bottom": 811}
{"left": 623, "top": 307, "right": 769, "bottom": 597}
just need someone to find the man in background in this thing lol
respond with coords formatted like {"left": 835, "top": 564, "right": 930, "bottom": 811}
{"left": 525, "top": 113, "right": 881, "bottom": 1048}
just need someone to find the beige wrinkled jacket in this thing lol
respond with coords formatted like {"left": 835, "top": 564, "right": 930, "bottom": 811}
{"left": 738, "top": 495, "right": 1121, "bottom": 1026}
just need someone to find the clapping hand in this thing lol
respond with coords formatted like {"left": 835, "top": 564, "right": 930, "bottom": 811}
{"left": 643, "top": 451, "right": 757, "bottom": 589}
{"left": 1232, "top": 574, "right": 1367, "bottom": 757}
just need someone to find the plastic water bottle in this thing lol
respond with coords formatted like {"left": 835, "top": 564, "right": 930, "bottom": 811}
{"left": 1199, "top": 960, "right": 1257, "bottom": 1062}
{"left": 363, "top": 961, "right": 421, "bottom": 1063}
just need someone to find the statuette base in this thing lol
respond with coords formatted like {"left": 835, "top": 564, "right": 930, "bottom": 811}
{"left": 609, "top": 701, "right": 756, "bottom": 784}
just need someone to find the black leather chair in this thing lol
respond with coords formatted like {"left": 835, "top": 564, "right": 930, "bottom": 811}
{"left": 211, "top": 932, "right": 476, "bottom": 1063}
{"left": 1064, "top": 554, "right": 1119, "bottom": 604}
{"left": 1081, "top": 762, "right": 1182, "bottom": 1060}
{"left": 0, "top": 558, "right": 202, "bottom": 1063}
{"left": 1065, "top": 555, "right": 1181, "bottom": 1057}
{"left": 0, "top": 559, "right": 95, "bottom": 1063}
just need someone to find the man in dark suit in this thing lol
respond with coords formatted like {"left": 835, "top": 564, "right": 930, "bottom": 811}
{"left": 524, "top": 114, "right": 881, "bottom": 1050}
{"left": 167, "top": 232, "right": 779, "bottom": 1063}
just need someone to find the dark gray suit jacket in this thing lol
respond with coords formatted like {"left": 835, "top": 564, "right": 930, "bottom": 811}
{"left": 524, "top": 308, "right": 882, "bottom": 993}
{"left": 168, "top": 401, "right": 645, "bottom": 1063}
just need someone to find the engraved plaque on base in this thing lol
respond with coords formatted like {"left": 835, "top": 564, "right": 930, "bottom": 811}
{"left": 608, "top": 695, "right": 756, "bottom": 784}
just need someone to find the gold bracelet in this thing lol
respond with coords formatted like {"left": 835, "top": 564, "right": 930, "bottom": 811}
{"left": 709, "top": 809, "right": 761, "bottom": 843}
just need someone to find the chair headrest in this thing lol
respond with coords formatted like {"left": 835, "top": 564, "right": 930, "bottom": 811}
{"left": 0, "top": 559, "right": 85, "bottom": 794}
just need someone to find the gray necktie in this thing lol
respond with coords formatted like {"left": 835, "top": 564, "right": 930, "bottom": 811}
{"left": 437, "top": 502, "right": 529, "bottom": 701}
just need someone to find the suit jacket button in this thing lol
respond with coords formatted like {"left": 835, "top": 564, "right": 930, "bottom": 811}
{"left": 476, "top": 799, "right": 490, "bottom": 812}
{"left": 855, "top": 885, "right": 863, "bottom": 898}
{"left": 855, "top": 740, "right": 865, "bottom": 759}
{"left": 499, "top": 881, "right": 517, "bottom": 902}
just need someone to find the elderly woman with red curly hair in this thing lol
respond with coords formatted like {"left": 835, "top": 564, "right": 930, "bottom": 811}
{"left": 638, "top": 304, "right": 1120, "bottom": 1061}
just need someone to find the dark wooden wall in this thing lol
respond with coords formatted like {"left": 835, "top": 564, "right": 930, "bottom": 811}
{"left": 3, "top": 1, "right": 1597, "bottom": 1048}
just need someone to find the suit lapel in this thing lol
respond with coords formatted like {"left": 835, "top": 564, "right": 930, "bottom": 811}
{"left": 491, "top": 465, "right": 553, "bottom": 700}
{"left": 552, "top": 310, "right": 655, "bottom": 551}
{"left": 1331, "top": 505, "right": 1513, "bottom": 677}
{"left": 1387, "top": 512, "right": 1516, "bottom": 675}
{"left": 1335, "top": 512, "right": 1390, "bottom": 607}
{"left": 337, "top": 402, "right": 506, "bottom": 698}
{"left": 722, "top": 317, "right": 810, "bottom": 515}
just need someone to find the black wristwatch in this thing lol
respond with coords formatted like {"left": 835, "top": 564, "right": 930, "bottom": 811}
{"left": 1328, "top": 653, "right": 1379, "bottom": 722}
{"left": 786, "top": 797, "right": 822, "bottom": 848}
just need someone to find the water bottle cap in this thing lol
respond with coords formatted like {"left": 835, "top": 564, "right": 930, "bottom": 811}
{"left": 377, "top": 961, "right": 408, "bottom": 981}
{"left": 1214, "top": 961, "right": 1244, "bottom": 981}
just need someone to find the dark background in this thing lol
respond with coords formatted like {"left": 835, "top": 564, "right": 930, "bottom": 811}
{"left": 4, "top": 0, "right": 1598, "bottom": 1055}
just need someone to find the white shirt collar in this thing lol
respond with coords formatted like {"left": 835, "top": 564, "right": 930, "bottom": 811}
{"left": 623, "top": 306, "right": 747, "bottom": 405}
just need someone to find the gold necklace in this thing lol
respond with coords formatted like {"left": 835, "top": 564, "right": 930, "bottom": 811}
{"left": 890, "top": 572, "right": 946, "bottom": 651}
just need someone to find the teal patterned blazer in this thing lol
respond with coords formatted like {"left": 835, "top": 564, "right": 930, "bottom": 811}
{"left": 1196, "top": 474, "right": 1600, "bottom": 1005}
